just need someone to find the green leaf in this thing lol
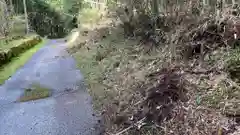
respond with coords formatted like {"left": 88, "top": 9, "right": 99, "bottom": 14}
{"left": 196, "top": 95, "right": 202, "bottom": 105}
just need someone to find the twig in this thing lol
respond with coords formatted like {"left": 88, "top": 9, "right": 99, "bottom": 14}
{"left": 134, "top": 100, "right": 144, "bottom": 106}
{"left": 184, "top": 67, "right": 222, "bottom": 75}
{"left": 225, "top": 78, "right": 240, "bottom": 90}
{"left": 112, "top": 117, "right": 146, "bottom": 135}
{"left": 113, "top": 126, "right": 133, "bottom": 135}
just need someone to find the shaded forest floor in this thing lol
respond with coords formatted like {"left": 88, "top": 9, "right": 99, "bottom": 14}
{"left": 69, "top": 13, "right": 240, "bottom": 135}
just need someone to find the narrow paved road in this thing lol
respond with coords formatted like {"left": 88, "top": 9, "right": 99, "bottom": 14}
{"left": 0, "top": 39, "right": 102, "bottom": 135}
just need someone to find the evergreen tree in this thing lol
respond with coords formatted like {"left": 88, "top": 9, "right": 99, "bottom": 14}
{"left": 11, "top": 0, "right": 76, "bottom": 38}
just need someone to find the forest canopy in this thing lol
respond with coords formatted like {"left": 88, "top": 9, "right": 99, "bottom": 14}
{"left": 10, "top": 0, "right": 82, "bottom": 38}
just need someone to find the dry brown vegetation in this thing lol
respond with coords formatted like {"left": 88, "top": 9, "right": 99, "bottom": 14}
{"left": 69, "top": 0, "right": 240, "bottom": 134}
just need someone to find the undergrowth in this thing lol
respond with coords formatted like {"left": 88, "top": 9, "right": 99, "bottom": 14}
{"left": 70, "top": 14, "right": 240, "bottom": 134}
{"left": 72, "top": 27, "right": 139, "bottom": 109}
{"left": 0, "top": 40, "right": 46, "bottom": 84}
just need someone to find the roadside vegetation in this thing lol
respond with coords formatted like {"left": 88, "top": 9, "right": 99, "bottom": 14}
{"left": 69, "top": 0, "right": 240, "bottom": 134}
{"left": 3, "top": 0, "right": 240, "bottom": 134}
{"left": 0, "top": 39, "right": 45, "bottom": 84}
{"left": 18, "top": 83, "right": 51, "bottom": 102}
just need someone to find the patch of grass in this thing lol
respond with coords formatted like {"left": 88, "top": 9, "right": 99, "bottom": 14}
{"left": 201, "top": 48, "right": 240, "bottom": 114}
{"left": 225, "top": 47, "right": 240, "bottom": 82}
{"left": 72, "top": 27, "right": 138, "bottom": 109}
{"left": 0, "top": 35, "right": 37, "bottom": 50}
{"left": 202, "top": 82, "right": 240, "bottom": 115}
{"left": 18, "top": 83, "right": 51, "bottom": 102}
{"left": 0, "top": 40, "right": 46, "bottom": 84}
{"left": 202, "top": 82, "right": 229, "bottom": 109}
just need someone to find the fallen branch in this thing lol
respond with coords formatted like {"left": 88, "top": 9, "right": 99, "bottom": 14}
{"left": 112, "top": 126, "right": 133, "bottom": 135}
{"left": 225, "top": 78, "right": 240, "bottom": 90}
{"left": 112, "top": 117, "right": 146, "bottom": 135}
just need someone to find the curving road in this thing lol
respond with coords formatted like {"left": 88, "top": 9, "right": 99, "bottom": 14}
{"left": 0, "top": 39, "right": 102, "bottom": 135}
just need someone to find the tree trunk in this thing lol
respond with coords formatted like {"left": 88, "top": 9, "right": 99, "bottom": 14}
{"left": 9, "top": 0, "right": 14, "bottom": 14}
{"left": 159, "top": 0, "right": 165, "bottom": 13}
{"left": 23, "top": 0, "right": 28, "bottom": 34}
{"left": 223, "top": 0, "right": 227, "bottom": 7}
{"left": 0, "top": 1, "right": 6, "bottom": 37}
{"left": 216, "top": 0, "right": 223, "bottom": 20}
{"left": 203, "top": 0, "right": 209, "bottom": 5}
{"left": 151, "top": 0, "right": 159, "bottom": 16}
{"left": 5, "top": 0, "right": 13, "bottom": 13}
{"left": 1, "top": 0, "right": 10, "bottom": 36}
{"left": 232, "top": 0, "right": 237, "bottom": 5}
{"left": 202, "top": 0, "right": 209, "bottom": 13}
{"left": 177, "top": 0, "right": 184, "bottom": 12}
{"left": 151, "top": 0, "right": 159, "bottom": 34}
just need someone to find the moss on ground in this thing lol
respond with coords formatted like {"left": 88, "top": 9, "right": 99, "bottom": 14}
{"left": 18, "top": 83, "right": 51, "bottom": 102}
{"left": 0, "top": 40, "right": 45, "bottom": 84}
{"left": 0, "top": 35, "right": 42, "bottom": 66}
{"left": 0, "top": 35, "right": 37, "bottom": 50}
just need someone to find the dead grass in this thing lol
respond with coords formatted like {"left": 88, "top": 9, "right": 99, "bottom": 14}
{"left": 69, "top": 15, "right": 240, "bottom": 134}
{"left": 18, "top": 83, "right": 51, "bottom": 102}
{"left": 71, "top": 25, "right": 139, "bottom": 109}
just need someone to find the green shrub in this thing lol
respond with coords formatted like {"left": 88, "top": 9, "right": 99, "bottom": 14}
{"left": 0, "top": 53, "right": 5, "bottom": 64}
{"left": 5, "top": 50, "right": 13, "bottom": 61}
{"left": 12, "top": 0, "right": 74, "bottom": 38}
{"left": 11, "top": 46, "right": 20, "bottom": 57}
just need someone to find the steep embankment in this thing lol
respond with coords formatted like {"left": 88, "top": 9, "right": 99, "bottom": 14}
{"left": 69, "top": 15, "right": 240, "bottom": 134}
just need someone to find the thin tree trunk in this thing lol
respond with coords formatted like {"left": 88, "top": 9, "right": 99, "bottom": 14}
{"left": 202, "top": 0, "right": 209, "bottom": 14}
{"left": 1, "top": 0, "right": 10, "bottom": 36}
{"left": 151, "top": 0, "right": 159, "bottom": 34}
{"left": 6, "top": 0, "right": 14, "bottom": 32}
{"left": 232, "top": 0, "right": 238, "bottom": 8}
{"left": 232, "top": 0, "right": 237, "bottom": 5}
{"left": 23, "top": 0, "right": 28, "bottom": 34}
{"left": 159, "top": 0, "right": 164, "bottom": 13}
{"left": 151, "top": 0, "right": 159, "bottom": 16}
{"left": 216, "top": 0, "right": 223, "bottom": 21}
{"left": 0, "top": 0, "right": 6, "bottom": 37}
{"left": 4, "top": 0, "right": 13, "bottom": 14}
{"left": 10, "top": 0, "right": 13, "bottom": 15}
{"left": 223, "top": 0, "right": 227, "bottom": 7}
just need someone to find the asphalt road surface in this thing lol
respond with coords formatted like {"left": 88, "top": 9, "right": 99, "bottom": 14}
{"left": 0, "top": 39, "right": 102, "bottom": 135}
